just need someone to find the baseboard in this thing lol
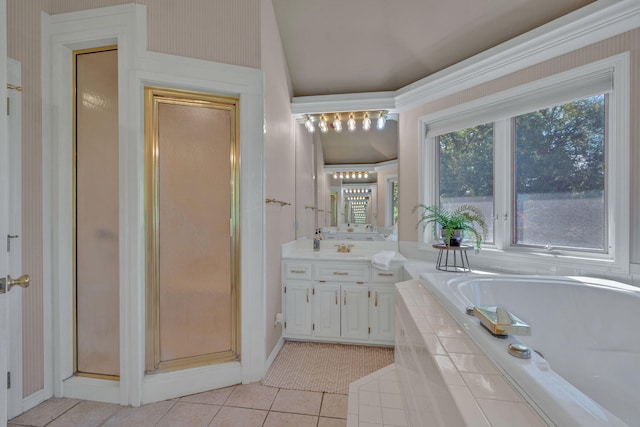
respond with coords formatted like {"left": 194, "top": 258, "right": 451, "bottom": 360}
{"left": 265, "top": 336, "right": 285, "bottom": 373}
{"left": 22, "top": 389, "right": 48, "bottom": 413}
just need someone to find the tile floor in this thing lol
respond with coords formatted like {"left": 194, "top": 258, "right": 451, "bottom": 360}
{"left": 346, "top": 364, "right": 407, "bottom": 427}
{"left": 9, "top": 383, "right": 349, "bottom": 427}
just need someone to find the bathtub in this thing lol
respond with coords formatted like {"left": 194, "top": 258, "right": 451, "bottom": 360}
{"left": 420, "top": 273, "right": 639, "bottom": 427}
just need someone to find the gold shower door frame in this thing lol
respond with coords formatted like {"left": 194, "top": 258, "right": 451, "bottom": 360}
{"left": 144, "top": 87, "right": 241, "bottom": 374}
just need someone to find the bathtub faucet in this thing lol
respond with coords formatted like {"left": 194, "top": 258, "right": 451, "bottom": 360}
{"left": 472, "top": 306, "right": 531, "bottom": 337}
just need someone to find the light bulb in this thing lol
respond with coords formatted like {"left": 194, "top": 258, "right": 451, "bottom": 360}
{"left": 332, "top": 115, "right": 342, "bottom": 133}
{"left": 351, "top": 172, "right": 356, "bottom": 179}
{"left": 364, "top": 172, "right": 369, "bottom": 179}
{"left": 377, "top": 112, "right": 386, "bottom": 130}
{"left": 339, "top": 172, "right": 344, "bottom": 179}
{"left": 319, "top": 115, "right": 328, "bottom": 133}
{"left": 358, "top": 172, "right": 362, "bottom": 178}
{"left": 305, "top": 115, "right": 315, "bottom": 133}
{"left": 333, "top": 172, "right": 337, "bottom": 179}
{"left": 347, "top": 114, "right": 356, "bottom": 132}
{"left": 362, "top": 113, "right": 372, "bottom": 131}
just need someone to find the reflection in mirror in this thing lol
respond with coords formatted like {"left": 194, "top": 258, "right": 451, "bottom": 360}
{"left": 322, "top": 160, "right": 398, "bottom": 242}
{"left": 295, "top": 110, "right": 398, "bottom": 239}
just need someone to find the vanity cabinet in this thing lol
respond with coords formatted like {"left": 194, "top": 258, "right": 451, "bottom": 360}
{"left": 282, "top": 258, "right": 401, "bottom": 345}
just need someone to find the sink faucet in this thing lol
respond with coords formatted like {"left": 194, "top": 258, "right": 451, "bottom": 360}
{"left": 335, "top": 244, "right": 354, "bottom": 253}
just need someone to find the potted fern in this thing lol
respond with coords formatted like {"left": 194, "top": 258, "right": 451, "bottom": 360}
{"left": 412, "top": 204, "right": 488, "bottom": 251}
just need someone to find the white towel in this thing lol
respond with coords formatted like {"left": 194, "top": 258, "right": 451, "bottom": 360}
{"left": 371, "top": 250, "right": 396, "bottom": 271}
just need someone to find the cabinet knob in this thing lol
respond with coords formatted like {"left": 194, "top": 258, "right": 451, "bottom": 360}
{"left": 335, "top": 289, "right": 338, "bottom": 305}
{"left": 344, "top": 290, "right": 347, "bottom": 305}
{"left": 375, "top": 291, "right": 378, "bottom": 307}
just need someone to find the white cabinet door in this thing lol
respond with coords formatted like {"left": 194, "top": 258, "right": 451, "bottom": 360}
{"left": 341, "top": 285, "right": 369, "bottom": 340}
{"left": 283, "top": 282, "right": 313, "bottom": 337}
{"left": 313, "top": 284, "right": 340, "bottom": 337}
{"left": 369, "top": 286, "right": 396, "bottom": 343}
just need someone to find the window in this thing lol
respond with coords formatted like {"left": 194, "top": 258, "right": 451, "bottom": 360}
{"left": 388, "top": 177, "right": 399, "bottom": 226}
{"left": 419, "top": 55, "right": 629, "bottom": 271}
{"left": 438, "top": 123, "right": 494, "bottom": 243}
{"left": 514, "top": 95, "right": 606, "bottom": 250}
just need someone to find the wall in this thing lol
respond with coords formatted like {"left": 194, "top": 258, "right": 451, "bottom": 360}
{"left": 315, "top": 137, "right": 330, "bottom": 228}
{"left": 261, "top": 0, "right": 296, "bottom": 359}
{"left": 376, "top": 169, "right": 397, "bottom": 227}
{"left": 295, "top": 128, "right": 316, "bottom": 239}
{"left": 398, "top": 28, "right": 640, "bottom": 266}
{"left": 8, "top": 0, "right": 261, "bottom": 398}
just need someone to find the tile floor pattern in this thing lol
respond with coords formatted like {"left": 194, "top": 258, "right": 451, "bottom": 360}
{"left": 9, "top": 383, "right": 349, "bottom": 427}
{"left": 346, "top": 364, "right": 407, "bottom": 427}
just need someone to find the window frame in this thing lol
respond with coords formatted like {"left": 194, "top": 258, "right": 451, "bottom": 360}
{"left": 417, "top": 54, "right": 630, "bottom": 273}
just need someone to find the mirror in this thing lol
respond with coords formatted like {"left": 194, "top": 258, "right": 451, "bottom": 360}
{"left": 318, "top": 117, "right": 398, "bottom": 238}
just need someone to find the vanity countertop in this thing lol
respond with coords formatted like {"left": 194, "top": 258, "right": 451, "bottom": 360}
{"left": 281, "top": 239, "right": 406, "bottom": 263}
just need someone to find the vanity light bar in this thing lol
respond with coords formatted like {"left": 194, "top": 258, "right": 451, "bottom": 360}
{"left": 333, "top": 171, "right": 369, "bottom": 180}
{"left": 305, "top": 111, "right": 387, "bottom": 134}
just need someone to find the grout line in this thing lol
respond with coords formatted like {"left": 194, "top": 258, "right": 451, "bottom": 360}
{"left": 44, "top": 399, "right": 83, "bottom": 426}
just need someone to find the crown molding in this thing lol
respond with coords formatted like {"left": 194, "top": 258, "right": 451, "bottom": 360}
{"left": 289, "top": 0, "right": 640, "bottom": 115}
{"left": 291, "top": 91, "right": 396, "bottom": 116}
{"left": 394, "top": 0, "right": 640, "bottom": 111}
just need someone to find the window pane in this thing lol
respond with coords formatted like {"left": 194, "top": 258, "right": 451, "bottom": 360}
{"left": 438, "top": 123, "right": 494, "bottom": 243}
{"left": 514, "top": 94, "right": 606, "bottom": 250}
{"left": 391, "top": 180, "right": 399, "bottom": 225}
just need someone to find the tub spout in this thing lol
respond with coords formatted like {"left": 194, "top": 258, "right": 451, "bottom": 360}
{"left": 473, "top": 306, "right": 531, "bottom": 337}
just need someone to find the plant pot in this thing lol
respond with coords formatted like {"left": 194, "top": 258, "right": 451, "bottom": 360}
{"left": 441, "top": 229, "right": 464, "bottom": 246}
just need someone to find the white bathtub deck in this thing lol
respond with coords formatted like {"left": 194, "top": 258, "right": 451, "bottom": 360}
{"left": 394, "top": 278, "right": 548, "bottom": 426}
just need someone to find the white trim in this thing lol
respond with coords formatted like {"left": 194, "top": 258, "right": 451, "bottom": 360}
{"left": 142, "top": 362, "right": 242, "bottom": 404}
{"left": 421, "top": 57, "right": 617, "bottom": 137}
{"left": 265, "top": 337, "right": 285, "bottom": 372}
{"left": 394, "top": 0, "right": 640, "bottom": 111}
{"left": 291, "top": 92, "right": 396, "bottom": 115}
{"left": 42, "top": 4, "right": 265, "bottom": 407}
{"left": 324, "top": 159, "right": 398, "bottom": 174}
{"left": 62, "top": 377, "right": 120, "bottom": 404}
{"left": 40, "top": 10, "right": 54, "bottom": 403}
{"left": 416, "top": 53, "right": 630, "bottom": 274}
{"left": 290, "top": 0, "right": 640, "bottom": 115}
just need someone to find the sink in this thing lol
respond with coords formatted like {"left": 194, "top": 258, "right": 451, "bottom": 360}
{"left": 311, "top": 251, "right": 369, "bottom": 260}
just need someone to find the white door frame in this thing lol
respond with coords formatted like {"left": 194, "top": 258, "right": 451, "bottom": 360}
{"left": 42, "top": 4, "right": 265, "bottom": 406}
{"left": 7, "top": 57, "right": 23, "bottom": 420}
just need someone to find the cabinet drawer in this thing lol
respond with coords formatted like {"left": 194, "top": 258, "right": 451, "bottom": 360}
{"left": 283, "top": 262, "right": 313, "bottom": 280}
{"left": 370, "top": 265, "right": 403, "bottom": 283}
{"left": 314, "top": 262, "right": 370, "bottom": 283}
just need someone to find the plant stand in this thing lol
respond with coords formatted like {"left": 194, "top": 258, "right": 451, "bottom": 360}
{"left": 432, "top": 244, "right": 472, "bottom": 272}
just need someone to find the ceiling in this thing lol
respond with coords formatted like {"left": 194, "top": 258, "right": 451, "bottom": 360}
{"left": 271, "top": 0, "right": 596, "bottom": 165}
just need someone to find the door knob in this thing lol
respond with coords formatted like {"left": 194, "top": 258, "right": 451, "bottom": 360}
{"left": 0, "top": 274, "right": 30, "bottom": 294}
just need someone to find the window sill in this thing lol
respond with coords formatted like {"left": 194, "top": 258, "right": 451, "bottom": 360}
{"left": 414, "top": 242, "right": 629, "bottom": 276}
